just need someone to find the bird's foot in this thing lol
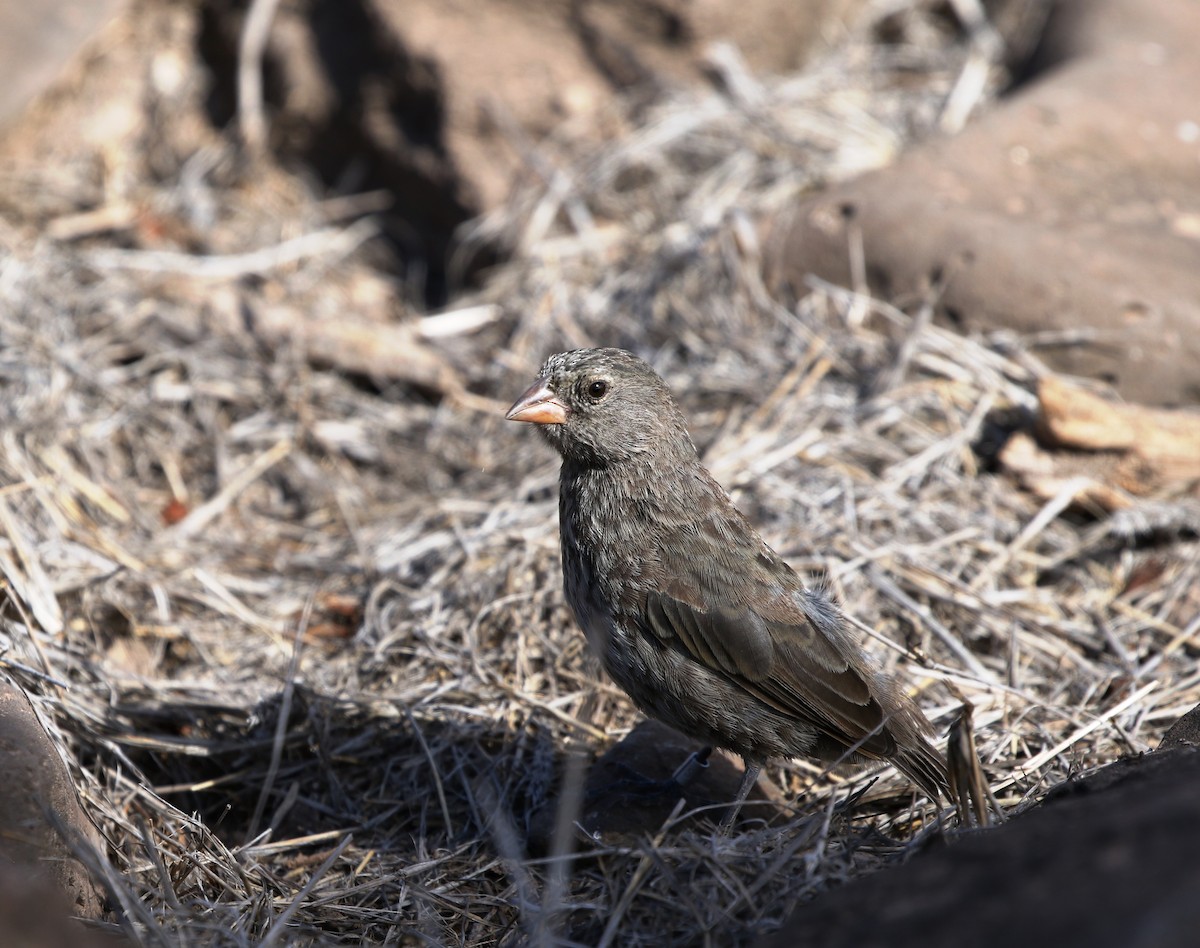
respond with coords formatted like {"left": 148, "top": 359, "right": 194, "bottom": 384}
{"left": 717, "top": 759, "right": 763, "bottom": 833}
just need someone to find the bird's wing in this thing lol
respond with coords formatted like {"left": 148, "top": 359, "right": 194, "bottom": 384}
{"left": 644, "top": 585, "right": 899, "bottom": 759}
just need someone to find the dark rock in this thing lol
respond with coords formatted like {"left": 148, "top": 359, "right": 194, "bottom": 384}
{"left": 758, "top": 748, "right": 1200, "bottom": 948}
{"left": 1160, "top": 702, "right": 1200, "bottom": 750}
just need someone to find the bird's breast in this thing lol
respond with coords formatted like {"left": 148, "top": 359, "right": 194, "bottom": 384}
{"left": 558, "top": 464, "right": 665, "bottom": 658}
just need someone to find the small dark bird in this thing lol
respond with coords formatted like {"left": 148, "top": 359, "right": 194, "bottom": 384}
{"left": 507, "top": 348, "right": 947, "bottom": 815}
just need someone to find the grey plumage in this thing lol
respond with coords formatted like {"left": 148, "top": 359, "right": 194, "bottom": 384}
{"left": 507, "top": 347, "right": 948, "bottom": 801}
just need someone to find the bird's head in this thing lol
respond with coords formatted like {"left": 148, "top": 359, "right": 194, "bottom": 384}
{"left": 506, "top": 348, "right": 695, "bottom": 466}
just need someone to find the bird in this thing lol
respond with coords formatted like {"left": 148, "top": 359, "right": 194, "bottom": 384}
{"left": 506, "top": 347, "right": 948, "bottom": 819}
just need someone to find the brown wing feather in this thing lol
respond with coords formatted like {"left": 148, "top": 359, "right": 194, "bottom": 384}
{"left": 644, "top": 589, "right": 897, "bottom": 758}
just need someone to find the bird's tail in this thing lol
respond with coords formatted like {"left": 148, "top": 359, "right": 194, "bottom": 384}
{"left": 894, "top": 736, "right": 950, "bottom": 800}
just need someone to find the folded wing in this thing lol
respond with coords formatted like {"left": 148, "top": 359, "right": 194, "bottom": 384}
{"left": 644, "top": 588, "right": 900, "bottom": 759}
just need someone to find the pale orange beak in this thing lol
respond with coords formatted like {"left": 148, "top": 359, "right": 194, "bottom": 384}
{"left": 506, "top": 378, "right": 569, "bottom": 425}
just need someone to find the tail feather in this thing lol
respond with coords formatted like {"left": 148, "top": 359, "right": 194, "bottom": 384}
{"left": 894, "top": 737, "right": 950, "bottom": 799}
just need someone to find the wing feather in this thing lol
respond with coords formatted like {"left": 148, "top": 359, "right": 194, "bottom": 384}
{"left": 644, "top": 587, "right": 897, "bottom": 758}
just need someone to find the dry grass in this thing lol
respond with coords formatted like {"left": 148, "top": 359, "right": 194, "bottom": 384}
{"left": 0, "top": 1, "right": 1196, "bottom": 945}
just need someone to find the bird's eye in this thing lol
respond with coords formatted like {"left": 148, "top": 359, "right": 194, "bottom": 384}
{"left": 586, "top": 379, "right": 609, "bottom": 400}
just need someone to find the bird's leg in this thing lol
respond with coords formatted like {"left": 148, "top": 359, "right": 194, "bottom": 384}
{"left": 718, "top": 758, "right": 762, "bottom": 832}
{"left": 670, "top": 745, "right": 713, "bottom": 787}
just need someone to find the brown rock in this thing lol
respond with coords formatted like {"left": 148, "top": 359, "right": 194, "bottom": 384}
{"left": 0, "top": 1, "right": 126, "bottom": 132}
{"left": 764, "top": 0, "right": 1200, "bottom": 405}
{"left": 0, "top": 0, "right": 221, "bottom": 220}
{"left": 201, "top": 0, "right": 872, "bottom": 274}
{"left": 0, "top": 681, "right": 107, "bottom": 921}
{"left": 362, "top": 0, "right": 872, "bottom": 210}
{"left": 0, "top": 862, "right": 123, "bottom": 948}
{"left": 573, "top": 0, "right": 868, "bottom": 89}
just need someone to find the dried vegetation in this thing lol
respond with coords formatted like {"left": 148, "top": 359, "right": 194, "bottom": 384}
{"left": 0, "top": 1, "right": 1195, "bottom": 945}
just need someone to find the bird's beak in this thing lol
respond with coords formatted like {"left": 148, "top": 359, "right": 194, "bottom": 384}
{"left": 506, "top": 378, "right": 569, "bottom": 425}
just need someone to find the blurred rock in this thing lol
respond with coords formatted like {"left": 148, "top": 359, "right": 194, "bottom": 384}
{"left": 193, "top": 0, "right": 872, "bottom": 299}
{"left": 0, "top": 862, "right": 123, "bottom": 948}
{"left": 758, "top": 748, "right": 1200, "bottom": 948}
{"left": 0, "top": 1, "right": 221, "bottom": 221}
{"left": 361, "top": 0, "right": 872, "bottom": 210}
{"left": 0, "top": 1, "right": 126, "bottom": 131}
{"left": 572, "top": 0, "right": 868, "bottom": 93}
{"left": 764, "top": 0, "right": 1200, "bottom": 405}
{"left": 0, "top": 681, "right": 107, "bottom": 921}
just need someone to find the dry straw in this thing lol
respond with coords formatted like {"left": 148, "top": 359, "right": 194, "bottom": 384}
{"left": 0, "top": 1, "right": 1193, "bottom": 945}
